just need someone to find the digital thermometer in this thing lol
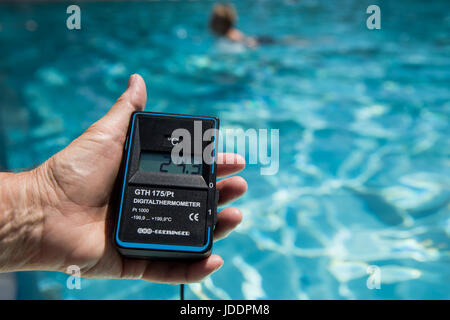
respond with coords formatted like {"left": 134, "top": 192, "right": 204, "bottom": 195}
{"left": 114, "top": 112, "right": 219, "bottom": 259}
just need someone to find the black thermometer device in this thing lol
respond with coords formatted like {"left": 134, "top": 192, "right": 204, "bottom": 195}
{"left": 114, "top": 111, "right": 219, "bottom": 259}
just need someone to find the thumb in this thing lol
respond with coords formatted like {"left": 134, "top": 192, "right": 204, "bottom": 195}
{"left": 94, "top": 74, "right": 147, "bottom": 139}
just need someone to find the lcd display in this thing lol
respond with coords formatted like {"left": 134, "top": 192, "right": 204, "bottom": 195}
{"left": 139, "top": 152, "right": 202, "bottom": 175}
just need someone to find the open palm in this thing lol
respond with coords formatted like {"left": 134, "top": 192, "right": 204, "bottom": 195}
{"left": 34, "top": 74, "right": 247, "bottom": 283}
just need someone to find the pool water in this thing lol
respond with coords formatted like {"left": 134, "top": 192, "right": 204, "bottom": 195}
{"left": 1, "top": 0, "right": 449, "bottom": 299}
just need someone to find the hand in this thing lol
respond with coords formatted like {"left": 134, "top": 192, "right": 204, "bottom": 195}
{"left": 0, "top": 74, "right": 247, "bottom": 283}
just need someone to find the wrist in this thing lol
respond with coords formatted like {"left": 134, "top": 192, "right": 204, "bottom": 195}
{"left": 0, "top": 167, "right": 47, "bottom": 272}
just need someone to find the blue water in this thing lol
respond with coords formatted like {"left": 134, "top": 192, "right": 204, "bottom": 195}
{"left": 1, "top": 0, "right": 449, "bottom": 299}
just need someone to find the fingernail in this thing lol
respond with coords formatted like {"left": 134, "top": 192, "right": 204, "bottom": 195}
{"left": 214, "top": 257, "right": 224, "bottom": 271}
{"left": 214, "top": 263, "right": 223, "bottom": 272}
{"left": 127, "top": 74, "right": 136, "bottom": 89}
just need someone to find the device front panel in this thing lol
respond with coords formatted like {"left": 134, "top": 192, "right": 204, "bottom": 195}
{"left": 116, "top": 112, "right": 218, "bottom": 253}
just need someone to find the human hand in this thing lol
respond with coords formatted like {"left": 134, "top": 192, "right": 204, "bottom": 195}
{"left": 0, "top": 74, "right": 247, "bottom": 283}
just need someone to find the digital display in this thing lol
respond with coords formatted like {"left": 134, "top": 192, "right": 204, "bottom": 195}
{"left": 139, "top": 152, "right": 202, "bottom": 175}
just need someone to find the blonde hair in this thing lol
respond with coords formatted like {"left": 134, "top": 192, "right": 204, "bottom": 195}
{"left": 209, "top": 3, "right": 237, "bottom": 36}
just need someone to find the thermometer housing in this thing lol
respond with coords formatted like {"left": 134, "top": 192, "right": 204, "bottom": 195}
{"left": 114, "top": 111, "right": 219, "bottom": 260}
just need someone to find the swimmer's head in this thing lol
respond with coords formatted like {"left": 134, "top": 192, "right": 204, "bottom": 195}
{"left": 209, "top": 3, "right": 237, "bottom": 36}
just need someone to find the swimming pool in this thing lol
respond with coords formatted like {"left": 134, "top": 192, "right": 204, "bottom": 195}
{"left": 0, "top": 0, "right": 449, "bottom": 299}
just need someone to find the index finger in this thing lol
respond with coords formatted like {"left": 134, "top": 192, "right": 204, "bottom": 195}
{"left": 216, "top": 153, "right": 246, "bottom": 177}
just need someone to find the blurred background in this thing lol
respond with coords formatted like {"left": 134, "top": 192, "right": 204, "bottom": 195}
{"left": 0, "top": 0, "right": 449, "bottom": 299}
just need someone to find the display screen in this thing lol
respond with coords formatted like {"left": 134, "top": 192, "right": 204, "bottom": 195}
{"left": 139, "top": 152, "right": 202, "bottom": 175}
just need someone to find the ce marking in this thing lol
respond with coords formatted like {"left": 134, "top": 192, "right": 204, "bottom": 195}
{"left": 189, "top": 212, "right": 199, "bottom": 222}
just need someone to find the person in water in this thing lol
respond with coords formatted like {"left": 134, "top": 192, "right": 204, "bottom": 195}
{"left": 209, "top": 3, "right": 307, "bottom": 48}
{"left": 209, "top": 3, "right": 258, "bottom": 47}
